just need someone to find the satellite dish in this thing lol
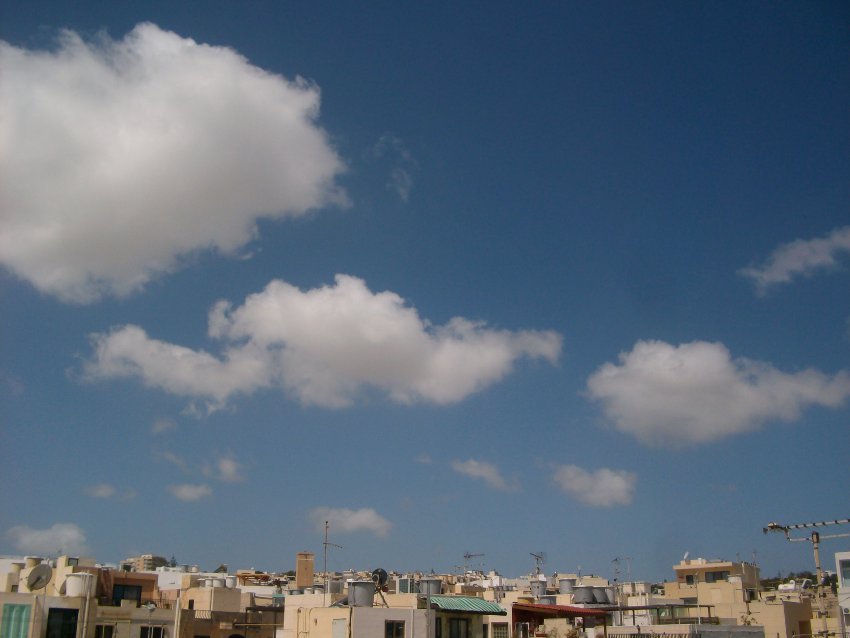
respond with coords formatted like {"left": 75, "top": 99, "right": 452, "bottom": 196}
{"left": 371, "top": 568, "right": 388, "bottom": 587}
{"left": 27, "top": 564, "right": 53, "bottom": 591}
{"left": 683, "top": 552, "right": 690, "bottom": 561}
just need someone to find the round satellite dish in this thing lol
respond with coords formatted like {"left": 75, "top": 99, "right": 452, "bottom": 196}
{"left": 371, "top": 568, "right": 388, "bottom": 587}
{"left": 27, "top": 564, "right": 53, "bottom": 591}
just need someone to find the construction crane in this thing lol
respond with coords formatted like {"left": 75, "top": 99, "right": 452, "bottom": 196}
{"left": 764, "top": 518, "right": 850, "bottom": 637}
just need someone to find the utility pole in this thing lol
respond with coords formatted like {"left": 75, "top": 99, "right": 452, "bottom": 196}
{"left": 764, "top": 518, "right": 850, "bottom": 638}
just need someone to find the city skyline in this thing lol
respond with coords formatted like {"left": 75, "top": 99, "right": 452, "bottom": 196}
{"left": 1, "top": 1, "right": 848, "bottom": 581}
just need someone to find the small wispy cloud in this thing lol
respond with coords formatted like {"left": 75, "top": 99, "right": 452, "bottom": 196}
{"left": 308, "top": 506, "right": 392, "bottom": 538}
{"left": 367, "top": 133, "right": 418, "bottom": 202}
{"left": 739, "top": 226, "right": 850, "bottom": 294}
{"left": 451, "top": 459, "right": 518, "bottom": 492}
{"left": 203, "top": 455, "right": 245, "bottom": 483}
{"left": 151, "top": 417, "right": 177, "bottom": 435}
{"left": 168, "top": 484, "right": 212, "bottom": 502}
{"left": 553, "top": 464, "right": 636, "bottom": 507}
{"left": 156, "top": 450, "right": 190, "bottom": 473}
{"left": 85, "top": 483, "right": 136, "bottom": 501}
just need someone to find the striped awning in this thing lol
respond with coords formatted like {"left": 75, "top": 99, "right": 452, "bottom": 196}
{"left": 426, "top": 595, "right": 507, "bottom": 616}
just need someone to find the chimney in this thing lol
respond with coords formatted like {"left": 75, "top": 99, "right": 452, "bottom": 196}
{"left": 295, "top": 552, "right": 314, "bottom": 589}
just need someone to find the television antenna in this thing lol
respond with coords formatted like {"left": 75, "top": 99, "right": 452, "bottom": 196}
{"left": 611, "top": 556, "right": 632, "bottom": 582}
{"left": 530, "top": 552, "right": 546, "bottom": 576}
{"left": 764, "top": 517, "right": 850, "bottom": 638}
{"left": 322, "top": 521, "right": 342, "bottom": 606}
{"left": 463, "top": 552, "right": 484, "bottom": 581}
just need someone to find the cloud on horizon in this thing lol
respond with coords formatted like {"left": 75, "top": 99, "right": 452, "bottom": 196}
{"left": 587, "top": 340, "right": 850, "bottom": 446}
{"left": 553, "top": 465, "right": 636, "bottom": 507}
{"left": 83, "top": 274, "right": 562, "bottom": 409}
{"left": 308, "top": 506, "right": 392, "bottom": 538}
{"left": 451, "top": 459, "right": 518, "bottom": 492}
{"left": 6, "top": 523, "right": 89, "bottom": 555}
{"left": 0, "top": 23, "right": 346, "bottom": 303}
{"left": 739, "top": 226, "right": 850, "bottom": 294}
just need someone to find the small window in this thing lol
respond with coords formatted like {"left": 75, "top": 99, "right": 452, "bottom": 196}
{"left": 685, "top": 575, "right": 695, "bottom": 585}
{"left": 492, "top": 623, "right": 509, "bottom": 638}
{"left": 95, "top": 626, "right": 114, "bottom": 638}
{"left": 140, "top": 627, "right": 163, "bottom": 638}
{"left": 385, "top": 621, "right": 404, "bottom": 638}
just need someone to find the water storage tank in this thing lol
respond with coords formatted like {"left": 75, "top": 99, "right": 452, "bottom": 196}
{"left": 558, "top": 578, "right": 576, "bottom": 594}
{"left": 65, "top": 573, "right": 94, "bottom": 597}
{"left": 329, "top": 579, "right": 343, "bottom": 594}
{"left": 605, "top": 587, "right": 616, "bottom": 604}
{"left": 538, "top": 595, "right": 557, "bottom": 605}
{"left": 592, "top": 587, "right": 608, "bottom": 603}
{"left": 349, "top": 580, "right": 375, "bottom": 607}
{"left": 419, "top": 578, "right": 442, "bottom": 596}
{"left": 530, "top": 580, "right": 546, "bottom": 598}
{"left": 225, "top": 576, "right": 237, "bottom": 589}
{"left": 572, "top": 586, "right": 595, "bottom": 604}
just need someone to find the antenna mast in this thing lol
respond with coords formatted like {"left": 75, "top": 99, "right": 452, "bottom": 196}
{"left": 322, "top": 521, "right": 342, "bottom": 606}
{"left": 764, "top": 517, "right": 850, "bottom": 638}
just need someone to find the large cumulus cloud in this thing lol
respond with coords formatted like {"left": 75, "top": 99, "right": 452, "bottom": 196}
{"left": 84, "top": 274, "right": 562, "bottom": 408}
{"left": 0, "top": 23, "right": 346, "bottom": 302}
{"left": 587, "top": 340, "right": 850, "bottom": 446}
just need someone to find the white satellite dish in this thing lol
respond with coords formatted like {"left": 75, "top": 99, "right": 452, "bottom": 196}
{"left": 27, "top": 564, "right": 53, "bottom": 591}
{"left": 683, "top": 552, "right": 690, "bottom": 561}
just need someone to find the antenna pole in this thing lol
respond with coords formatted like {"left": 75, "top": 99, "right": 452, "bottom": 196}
{"left": 764, "top": 517, "right": 850, "bottom": 638}
{"left": 322, "top": 521, "right": 342, "bottom": 607}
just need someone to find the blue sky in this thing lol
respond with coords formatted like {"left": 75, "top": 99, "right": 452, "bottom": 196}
{"left": 1, "top": 1, "right": 848, "bottom": 582}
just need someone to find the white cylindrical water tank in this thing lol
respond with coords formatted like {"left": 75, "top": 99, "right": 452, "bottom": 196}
{"left": 349, "top": 580, "right": 375, "bottom": 607}
{"left": 592, "top": 587, "right": 608, "bottom": 603}
{"left": 225, "top": 576, "right": 237, "bottom": 589}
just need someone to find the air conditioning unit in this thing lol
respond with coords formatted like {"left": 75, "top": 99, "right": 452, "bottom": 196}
{"left": 843, "top": 607, "right": 850, "bottom": 614}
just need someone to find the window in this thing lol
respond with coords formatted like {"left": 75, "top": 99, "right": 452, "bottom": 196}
{"left": 491, "top": 623, "right": 509, "bottom": 638}
{"left": 385, "top": 621, "right": 405, "bottom": 638}
{"left": 95, "top": 626, "right": 114, "bottom": 638}
{"left": 705, "top": 571, "right": 729, "bottom": 583}
{"left": 448, "top": 618, "right": 469, "bottom": 638}
{"left": 140, "top": 627, "right": 163, "bottom": 638}
{"left": 839, "top": 560, "right": 850, "bottom": 588}
{"left": 46, "top": 609, "right": 79, "bottom": 638}
{"left": 1, "top": 604, "right": 32, "bottom": 638}
{"left": 685, "top": 575, "right": 695, "bottom": 585}
{"left": 112, "top": 584, "right": 142, "bottom": 606}
{"left": 483, "top": 624, "right": 488, "bottom": 638}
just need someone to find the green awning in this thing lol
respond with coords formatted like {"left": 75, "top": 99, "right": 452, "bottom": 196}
{"left": 426, "top": 595, "right": 507, "bottom": 616}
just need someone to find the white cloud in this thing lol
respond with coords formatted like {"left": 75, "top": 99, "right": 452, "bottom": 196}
{"left": 151, "top": 417, "right": 176, "bottom": 435}
{"left": 553, "top": 465, "right": 636, "bottom": 507}
{"left": 205, "top": 455, "right": 245, "bottom": 483}
{"left": 0, "top": 23, "right": 346, "bottom": 303}
{"left": 451, "top": 459, "right": 518, "bottom": 492}
{"left": 587, "top": 340, "right": 850, "bottom": 446}
{"left": 86, "top": 483, "right": 116, "bottom": 499}
{"left": 168, "top": 483, "right": 212, "bottom": 501}
{"left": 6, "top": 523, "right": 89, "bottom": 555}
{"left": 308, "top": 507, "right": 392, "bottom": 538}
{"left": 84, "top": 274, "right": 562, "bottom": 408}
{"left": 740, "top": 226, "right": 850, "bottom": 293}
